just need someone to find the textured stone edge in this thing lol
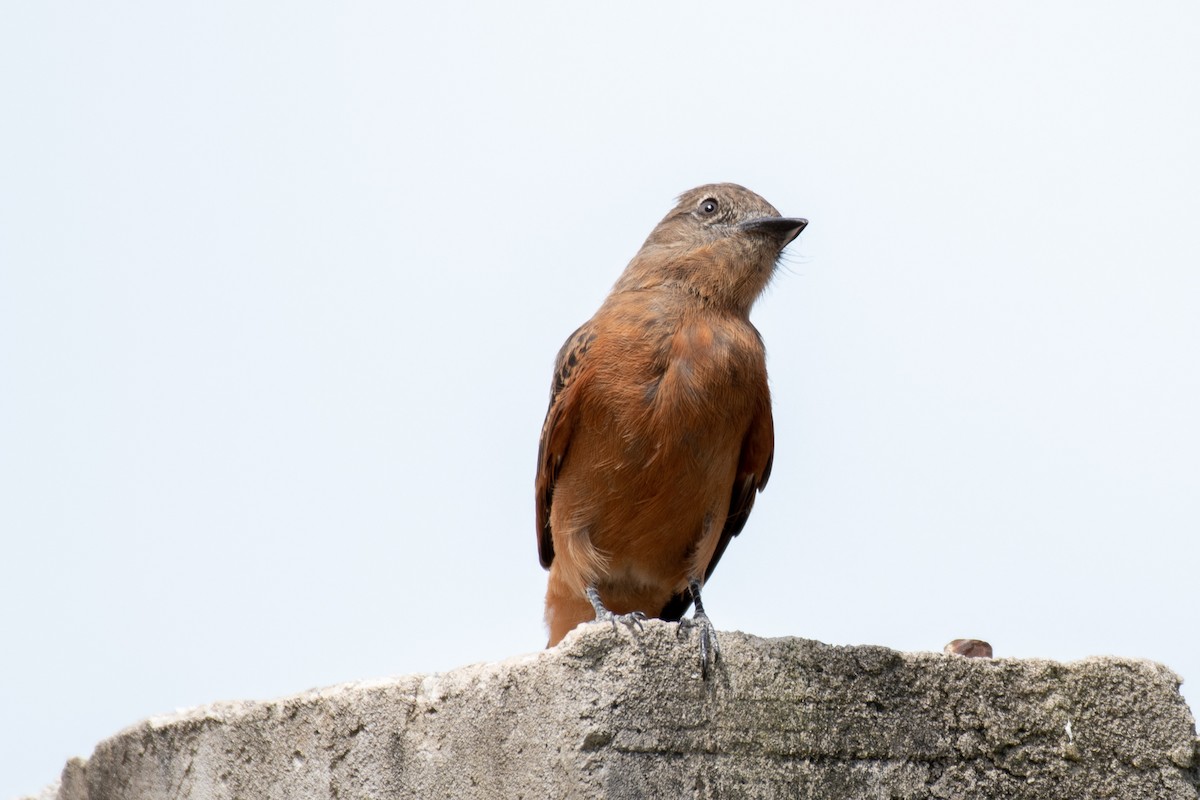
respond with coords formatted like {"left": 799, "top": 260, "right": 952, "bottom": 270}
{"left": 21, "top": 627, "right": 1200, "bottom": 800}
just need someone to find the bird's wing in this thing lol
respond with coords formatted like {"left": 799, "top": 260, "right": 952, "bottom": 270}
{"left": 659, "top": 402, "right": 774, "bottom": 620}
{"left": 535, "top": 323, "right": 596, "bottom": 569}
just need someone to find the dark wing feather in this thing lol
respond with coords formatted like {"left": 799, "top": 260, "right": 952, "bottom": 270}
{"left": 535, "top": 323, "right": 596, "bottom": 569}
{"left": 659, "top": 404, "right": 775, "bottom": 621}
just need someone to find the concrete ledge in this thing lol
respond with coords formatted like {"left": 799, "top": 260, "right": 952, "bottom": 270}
{"left": 36, "top": 622, "right": 1200, "bottom": 799}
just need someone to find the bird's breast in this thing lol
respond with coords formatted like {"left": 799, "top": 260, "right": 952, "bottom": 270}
{"left": 652, "top": 318, "right": 763, "bottom": 411}
{"left": 577, "top": 307, "right": 767, "bottom": 472}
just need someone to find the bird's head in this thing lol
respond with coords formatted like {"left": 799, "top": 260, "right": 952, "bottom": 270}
{"left": 617, "top": 183, "right": 807, "bottom": 313}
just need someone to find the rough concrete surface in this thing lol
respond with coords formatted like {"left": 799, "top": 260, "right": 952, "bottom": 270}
{"left": 30, "top": 622, "right": 1200, "bottom": 799}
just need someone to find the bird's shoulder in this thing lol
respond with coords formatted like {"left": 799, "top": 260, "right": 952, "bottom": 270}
{"left": 557, "top": 293, "right": 679, "bottom": 370}
{"left": 548, "top": 322, "right": 600, "bottom": 406}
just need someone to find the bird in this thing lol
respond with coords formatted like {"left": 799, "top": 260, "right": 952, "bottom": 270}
{"left": 535, "top": 183, "right": 807, "bottom": 678}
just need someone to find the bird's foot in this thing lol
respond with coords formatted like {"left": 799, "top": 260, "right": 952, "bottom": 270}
{"left": 677, "top": 579, "right": 720, "bottom": 679}
{"left": 585, "top": 586, "right": 646, "bottom": 634}
{"left": 678, "top": 610, "right": 721, "bottom": 679}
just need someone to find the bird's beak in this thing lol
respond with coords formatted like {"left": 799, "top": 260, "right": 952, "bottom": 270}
{"left": 740, "top": 216, "right": 808, "bottom": 246}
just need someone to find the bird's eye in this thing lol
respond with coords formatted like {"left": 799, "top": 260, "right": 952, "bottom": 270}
{"left": 699, "top": 198, "right": 719, "bottom": 216}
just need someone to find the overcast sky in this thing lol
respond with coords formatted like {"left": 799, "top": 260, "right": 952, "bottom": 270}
{"left": 3, "top": 3, "right": 1198, "bottom": 797}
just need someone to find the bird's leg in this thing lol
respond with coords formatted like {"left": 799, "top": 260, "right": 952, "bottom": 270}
{"left": 585, "top": 586, "right": 646, "bottom": 633}
{"left": 677, "top": 578, "right": 720, "bottom": 679}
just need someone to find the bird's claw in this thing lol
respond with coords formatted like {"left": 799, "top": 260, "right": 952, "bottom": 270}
{"left": 585, "top": 586, "right": 645, "bottom": 634}
{"left": 596, "top": 608, "right": 647, "bottom": 633}
{"left": 678, "top": 610, "right": 721, "bottom": 679}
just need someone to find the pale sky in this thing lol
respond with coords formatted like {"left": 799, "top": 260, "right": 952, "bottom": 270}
{"left": 2, "top": 3, "right": 1198, "bottom": 797}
